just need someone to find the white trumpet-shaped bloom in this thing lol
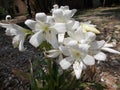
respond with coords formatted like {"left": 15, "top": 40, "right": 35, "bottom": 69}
{"left": 25, "top": 13, "right": 66, "bottom": 48}
{"left": 89, "top": 40, "right": 120, "bottom": 61}
{"left": 64, "top": 27, "right": 96, "bottom": 45}
{"left": 51, "top": 4, "right": 77, "bottom": 23}
{"left": 59, "top": 44, "right": 95, "bottom": 79}
{"left": 1, "top": 4, "right": 120, "bottom": 80}
{"left": 89, "top": 40, "right": 107, "bottom": 61}
{"left": 0, "top": 23, "right": 27, "bottom": 51}
{"left": 80, "top": 21, "right": 100, "bottom": 34}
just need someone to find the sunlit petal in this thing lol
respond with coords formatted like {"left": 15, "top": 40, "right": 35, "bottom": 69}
{"left": 59, "top": 45, "right": 70, "bottom": 56}
{"left": 19, "top": 38, "right": 26, "bottom": 51}
{"left": 51, "top": 23, "right": 66, "bottom": 33}
{"left": 60, "top": 57, "right": 73, "bottom": 69}
{"left": 36, "top": 13, "right": 47, "bottom": 22}
{"left": 94, "top": 52, "right": 106, "bottom": 61}
{"left": 73, "top": 61, "right": 84, "bottom": 79}
{"left": 45, "top": 31, "right": 58, "bottom": 48}
{"left": 64, "top": 37, "right": 77, "bottom": 46}
{"left": 58, "top": 33, "right": 65, "bottom": 43}
{"left": 47, "top": 50, "right": 60, "bottom": 58}
{"left": 81, "top": 23, "right": 100, "bottom": 34}
{"left": 25, "top": 19, "right": 36, "bottom": 30}
{"left": 12, "top": 35, "right": 21, "bottom": 48}
{"left": 90, "top": 40, "right": 105, "bottom": 50}
{"left": 29, "top": 31, "right": 44, "bottom": 47}
{"left": 102, "top": 47, "right": 120, "bottom": 55}
{"left": 83, "top": 55, "right": 95, "bottom": 65}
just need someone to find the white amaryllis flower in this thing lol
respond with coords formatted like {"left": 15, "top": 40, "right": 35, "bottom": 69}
{"left": 89, "top": 40, "right": 120, "bottom": 61}
{"left": 80, "top": 21, "right": 100, "bottom": 34}
{"left": 89, "top": 40, "right": 107, "bottom": 61}
{"left": 51, "top": 4, "right": 77, "bottom": 23}
{"left": 0, "top": 23, "right": 27, "bottom": 51}
{"left": 25, "top": 13, "right": 66, "bottom": 48}
{"left": 64, "top": 27, "right": 96, "bottom": 45}
{"left": 59, "top": 44, "right": 96, "bottom": 79}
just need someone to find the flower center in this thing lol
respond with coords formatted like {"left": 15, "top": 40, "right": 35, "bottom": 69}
{"left": 72, "top": 49, "right": 81, "bottom": 59}
{"left": 44, "top": 26, "right": 49, "bottom": 31}
{"left": 75, "top": 52, "right": 81, "bottom": 58}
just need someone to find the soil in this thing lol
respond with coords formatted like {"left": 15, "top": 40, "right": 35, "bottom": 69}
{"left": 0, "top": 6, "right": 120, "bottom": 90}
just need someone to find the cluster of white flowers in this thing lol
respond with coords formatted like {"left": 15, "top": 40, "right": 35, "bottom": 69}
{"left": 0, "top": 4, "right": 120, "bottom": 79}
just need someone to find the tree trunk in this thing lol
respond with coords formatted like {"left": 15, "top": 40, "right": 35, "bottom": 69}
{"left": 26, "top": 0, "right": 32, "bottom": 18}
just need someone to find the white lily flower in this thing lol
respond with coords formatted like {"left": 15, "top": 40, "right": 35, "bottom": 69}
{"left": 89, "top": 40, "right": 120, "bottom": 62}
{"left": 59, "top": 44, "right": 96, "bottom": 79}
{"left": 0, "top": 23, "right": 27, "bottom": 51}
{"left": 51, "top": 4, "right": 77, "bottom": 23}
{"left": 25, "top": 13, "right": 67, "bottom": 48}
{"left": 64, "top": 27, "right": 96, "bottom": 45}
{"left": 80, "top": 21, "right": 100, "bottom": 34}
{"left": 89, "top": 40, "right": 107, "bottom": 61}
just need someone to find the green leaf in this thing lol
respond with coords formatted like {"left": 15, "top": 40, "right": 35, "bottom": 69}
{"left": 39, "top": 41, "right": 52, "bottom": 50}
{"left": 92, "top": 83, "right": 105, "bottom": 90}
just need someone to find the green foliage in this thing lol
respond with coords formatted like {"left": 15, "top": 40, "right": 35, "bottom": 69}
{"left": 39, "top": 41, "right": 52, "bottom": 50}
{"left": 13, "top": 57, "right": 106, "bottom": 90}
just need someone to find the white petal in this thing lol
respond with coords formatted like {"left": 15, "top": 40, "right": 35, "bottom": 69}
{"left": 78, "top": 44, "right": 90, "bottom": 54}
{"left": 47, "top": 50, "right": 60, "bottom": 58}
{"left": 19, "top": 39, "right": 26, "bottom": 51}
{"left": 53, "top": 4, "right": 59, "bottom": 9}
{"left": 29, "top": 31, "right": 44, "bottom": 47}
{"left": 58, "top": 33, "right": 65, "bottom": 43}
{"left": 25, "top": 19, "right": 36, "bottom": 30}
{"left": 60, "top": 5, "right": 69, "bottom": 10}
{"left": 46, "top": 16, "right": 54, "bottom": 24}
{"left": 71, "top": 9, "right": 77, "bottom": 17}
{"left": 0, "top": 23, "right": 10, "bottom": 28}
{"left": 81, "top": 23, "right": 100, "bottom": 34}
{"left": 36, "top": 13, "right": 47, "bottom": 22}
{"left": 85, "top": 32, "right": 96, "bottom": 43}
{"left": 12, "top": 35, "right": 21, "bottom": 48}
{"left": 102, "top": 48, "right": 120, "bottom": 55}
{"left": 64, "top": 37, "right": 77, "bottom": 46}
{"left": 45, "top": 31, "right": 58, "bottom": 48}
{"left": 90, "top": 40, "right": 105, "bottom": 50}
{"left": 51, "top": 23, "right": 66, "bottom": 33}
{"left": 59, "top": 46, "right": 70, "bottom": 56}
{"left": 11, "top": 24, "right": 25, "bottom": 33}
{"left": 64, "top": 10, "right": 72, "bottom": 19}
{"left": 53, "top": 9, "right": 63, "bottom": 19}
{"left": 94, "top": 52, "right": 106, "bottom": 61}
{"left": 73, "top": 61, "right": 84, "bottom": 79}
{"left": 60, "top": 57, "right": 73, "bottom": 69}
{"left": 0, "top": 23, "right": 25, "bottom": 35}
{"left": 83, "top": 55, "right": 95, "bottom": 65}
{"left": 66, "top": 21, "right": 79, "bottom": 31}
{"left": 72, "top": 21, "right": 79, "bottom": 30}
{"left": 104, "top": 42, "right": 116, "bottom": 48}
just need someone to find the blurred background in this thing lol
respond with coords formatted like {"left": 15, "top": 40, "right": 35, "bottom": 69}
{"left": 0, "top": 0, "right": 120, "bottom": 19}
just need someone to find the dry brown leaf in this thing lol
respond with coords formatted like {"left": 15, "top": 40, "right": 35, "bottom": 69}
{"left": 100, "top": 72, "right": 118, "bottom": 90}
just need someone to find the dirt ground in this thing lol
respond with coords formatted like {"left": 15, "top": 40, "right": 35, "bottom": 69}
{"left": 76, "top": 6, "right": 120, "bottom": 90}
{"left": 0, "top": 6, "right": 120, "bottom": 90}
